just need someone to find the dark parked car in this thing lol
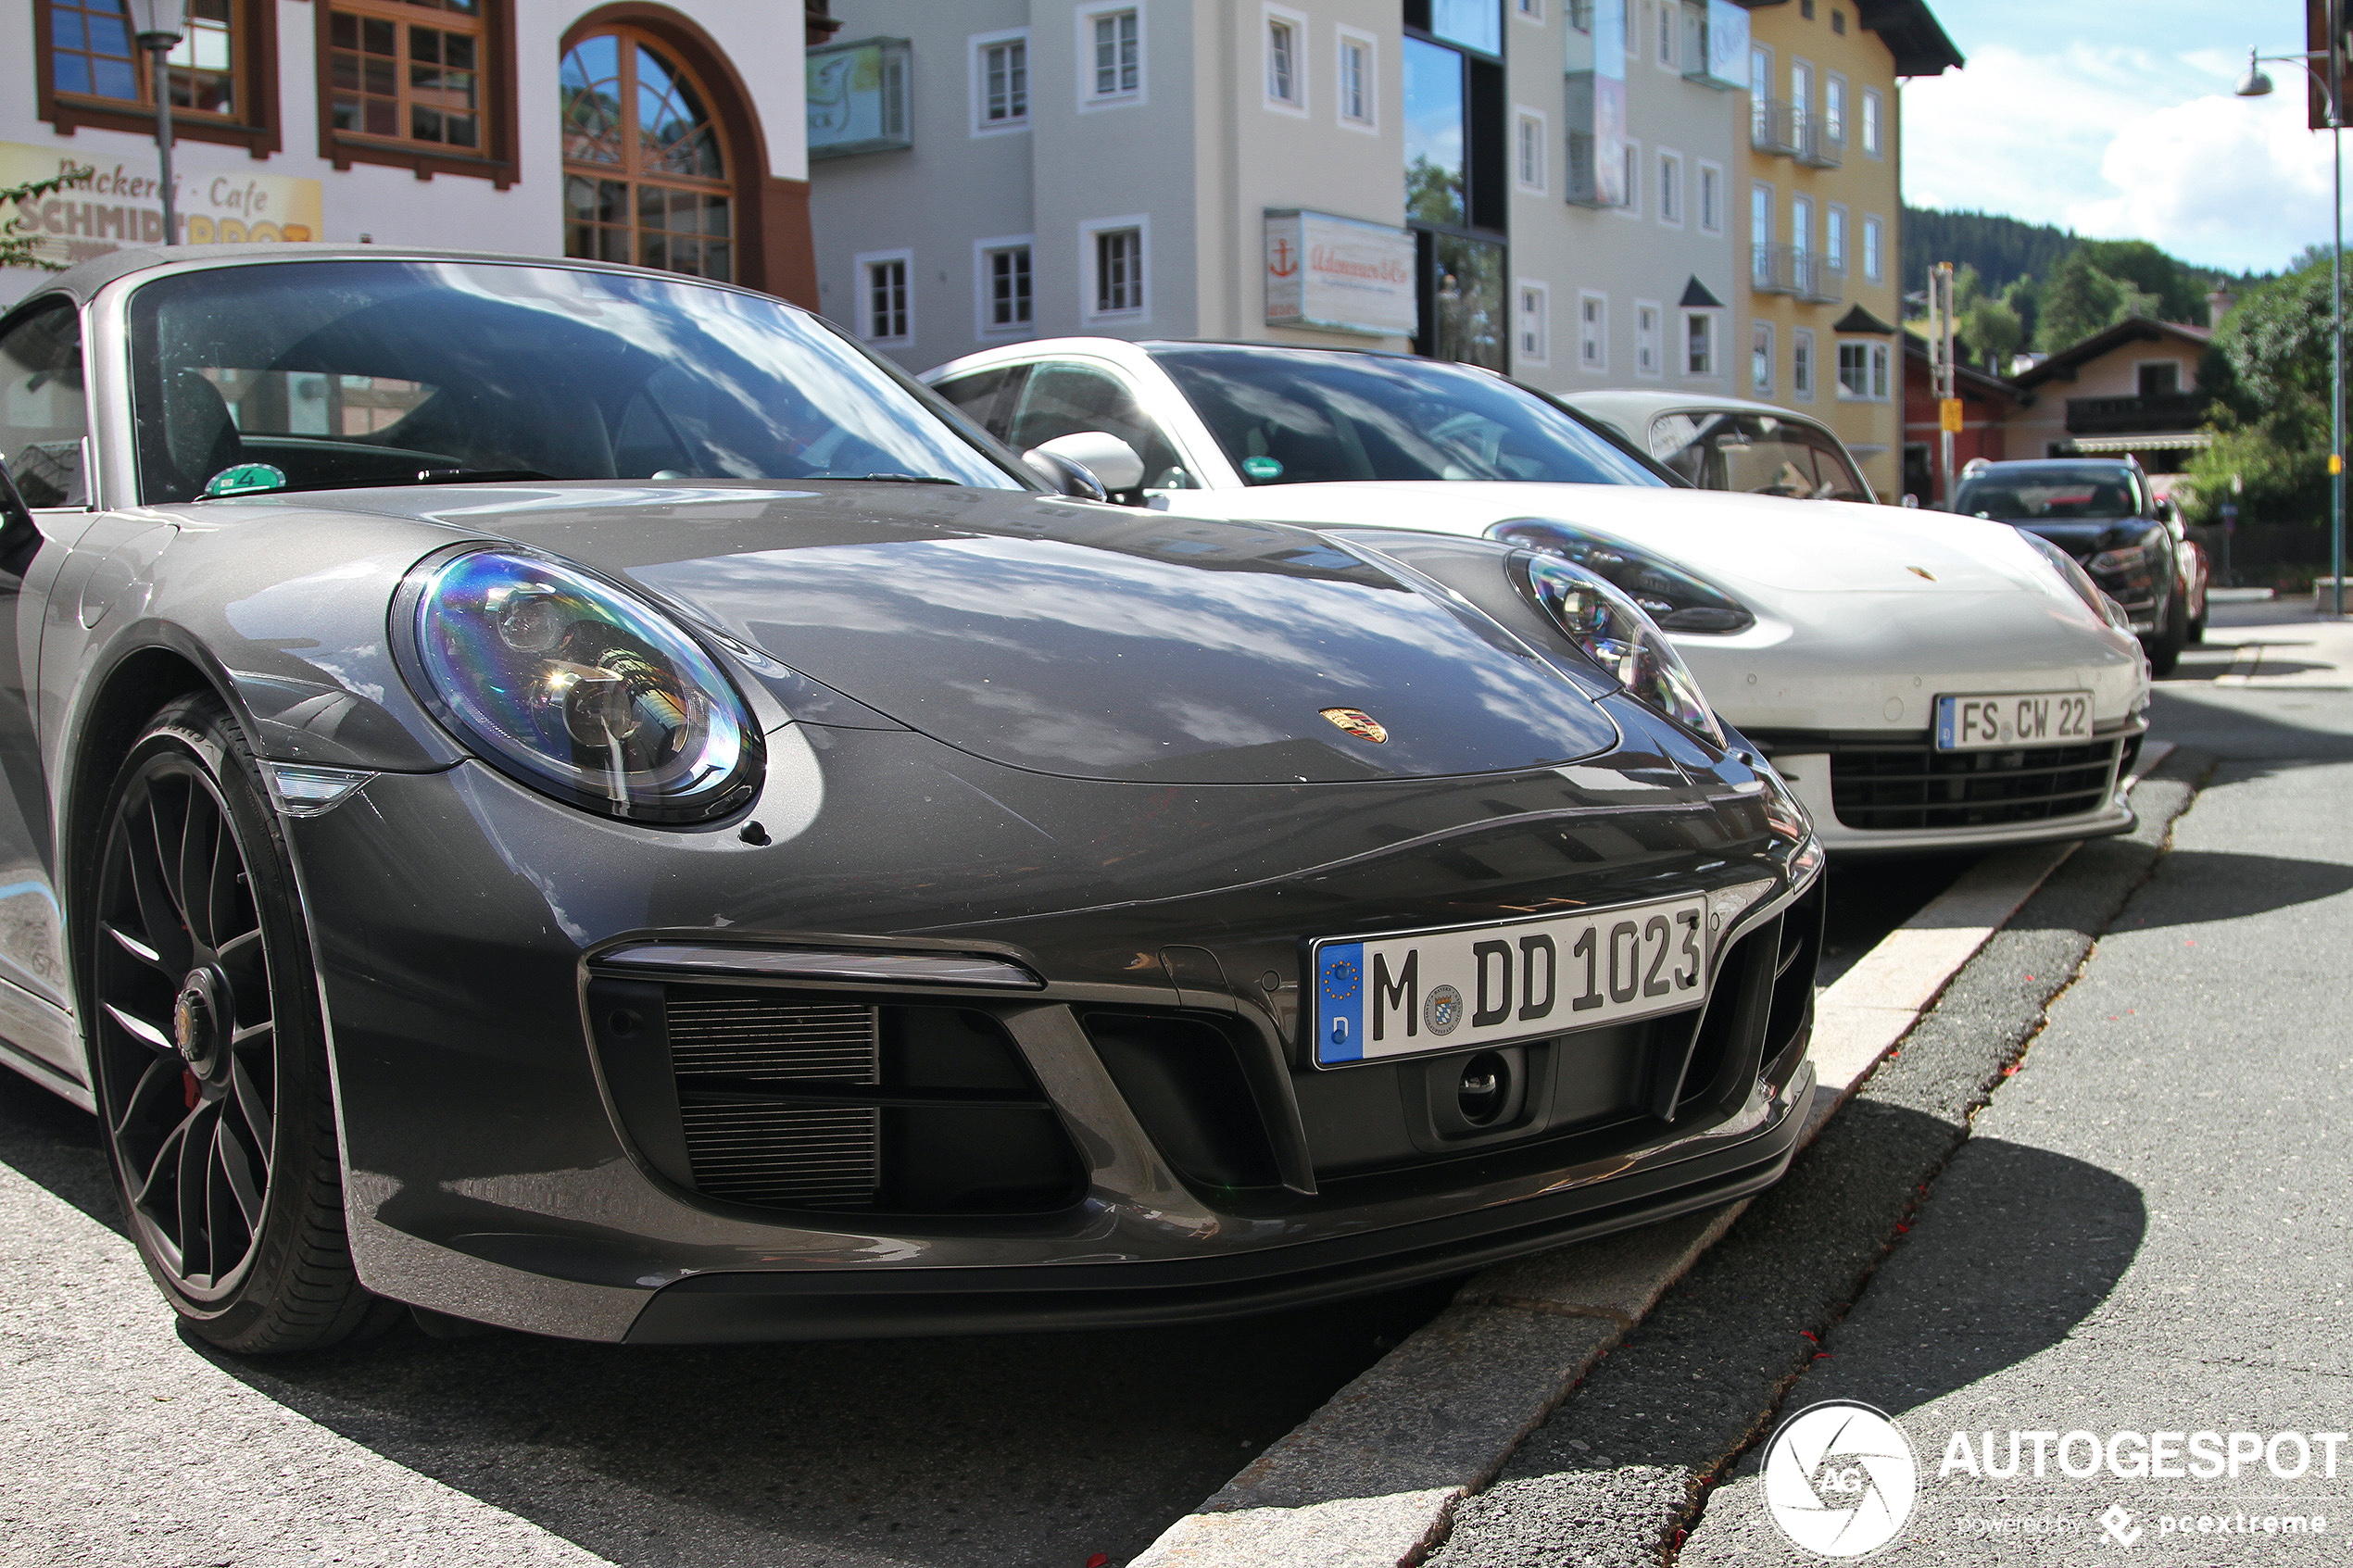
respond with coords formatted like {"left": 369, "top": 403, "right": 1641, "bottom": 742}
{"left": 1950, "top": 458, "right": 2208, "bottom": 676}
{"left": 0, "top": 245, "right": 1821, "bottom": 1352}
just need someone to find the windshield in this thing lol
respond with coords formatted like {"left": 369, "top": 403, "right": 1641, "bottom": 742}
{"left": 1952, "top": 466, "right": 2141, "bottom": 521}
{"left": 1646, "top": 410, "right": 1871, "bottom": 502}
{"left": 1149, "top": 345, "right": 1667, "bottom": 488}
{"left": 127, "top": 259, "right": 1025, "bottom": 504}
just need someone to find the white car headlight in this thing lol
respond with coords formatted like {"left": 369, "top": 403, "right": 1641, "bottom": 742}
{"left": 1516, "top": 553, "right": 1725, "bottom": 747}
{"left": 2020, "top": 531, "right": 2133, "bottom": 633}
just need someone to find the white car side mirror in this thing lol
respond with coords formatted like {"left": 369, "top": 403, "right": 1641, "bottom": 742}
{"left": 1030, "top": 431, "right": 1145, "bottom": 494}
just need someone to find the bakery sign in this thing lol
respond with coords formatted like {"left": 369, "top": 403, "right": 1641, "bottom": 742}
{"left": 1, "top": 142, "right": 321, "bottom": 270}
{"left": 1265, "top": 209, "right": 1417, "bottom": 339}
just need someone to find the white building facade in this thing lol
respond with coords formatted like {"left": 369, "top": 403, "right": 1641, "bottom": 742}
{"left": 2, "top": 0, "right": 815, "bottom": 308}
{"left": 808, "top": 0, "right": 1752, "bottom": 397}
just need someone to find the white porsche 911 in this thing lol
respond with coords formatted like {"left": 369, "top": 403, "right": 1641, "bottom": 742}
{"left": 924, "top": 338, "right": 2151, "bottom": 855}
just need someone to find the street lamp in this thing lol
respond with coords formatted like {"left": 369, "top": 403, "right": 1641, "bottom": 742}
{"left": 2239, "top": 37, "right": 2347, "bottom": 619}
{"left": 128, "top": 0, "right": 188, "bottom": 246}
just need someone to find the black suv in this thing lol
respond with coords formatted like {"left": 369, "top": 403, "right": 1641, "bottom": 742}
{"left": 1950, "top": 458, "right": 2207, "bottom": 676}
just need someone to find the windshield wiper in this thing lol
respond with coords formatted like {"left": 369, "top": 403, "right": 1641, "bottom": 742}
{"left": 823, "top": 472, "right": 961, "bottom": 485}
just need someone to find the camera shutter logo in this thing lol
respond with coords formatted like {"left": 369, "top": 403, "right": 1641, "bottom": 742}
{"left": 1763, "top": 1400, "right": 1918, "bottom": 1558}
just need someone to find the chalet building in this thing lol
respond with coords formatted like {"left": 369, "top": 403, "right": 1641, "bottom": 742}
{"left": 1998, "top": 313, "right": 2217, "bottom": 487}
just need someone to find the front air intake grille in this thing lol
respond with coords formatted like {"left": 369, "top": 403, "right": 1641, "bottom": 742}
{"left": 677, "top": 1104, "right": 882, "bottom": 1208}
{"left": 1829, "top": 737, "right": 2123, "bottom": 832}
{"left": 666, "top": 997, "right": 879, "bottom": 1082}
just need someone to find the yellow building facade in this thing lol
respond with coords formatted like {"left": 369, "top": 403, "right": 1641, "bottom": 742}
{"left": 1734, "top": 0, "right": 1958, "bottom": 501}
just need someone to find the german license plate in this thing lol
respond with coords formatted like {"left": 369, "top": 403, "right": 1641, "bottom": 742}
{"left": 1310, "top": 895, "right": 1708, "bottom": 1067}
{"left": 1934, "top": 690, "right": 2093, "bottom": 752}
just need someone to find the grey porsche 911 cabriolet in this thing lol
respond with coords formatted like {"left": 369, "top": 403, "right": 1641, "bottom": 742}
{"left": 0, "top": 246, "right": 1820, "bottom": 1351}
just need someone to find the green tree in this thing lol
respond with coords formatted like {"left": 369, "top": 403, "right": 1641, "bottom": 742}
{"left": 2179, "top": 255, "right": 2338, "bottom": 527}
{"left": 1, "top": 160, "right": 94, "bottom": 271}
{"left": 2076, "top": 238, "right": 2206, "bottom": 324}
{"left": 2032, "top": 249, "right": 2161, "bottom": 352}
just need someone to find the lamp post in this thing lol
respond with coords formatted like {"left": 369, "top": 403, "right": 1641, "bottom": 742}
{"left": 129, "top": 0, "right": 188, "bottom": 246}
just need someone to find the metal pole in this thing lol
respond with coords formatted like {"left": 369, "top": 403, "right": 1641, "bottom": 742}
{"left": 151, "top": 43, "right": 177, "bottom": 245}
{"left": 2334, "top": 0, "right": 2345, "bottom": 617}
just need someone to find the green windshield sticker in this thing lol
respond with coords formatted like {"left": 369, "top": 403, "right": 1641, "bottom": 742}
{"left": 1241, "top": 456, "right": 1284, "bottom": 480}
{"left": 203, "top": 463, "right": 287, "bottom": 498}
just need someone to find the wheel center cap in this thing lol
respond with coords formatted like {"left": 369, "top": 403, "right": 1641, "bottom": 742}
{"left": 172, "top": 970, "right": 220, "bottom": 1071}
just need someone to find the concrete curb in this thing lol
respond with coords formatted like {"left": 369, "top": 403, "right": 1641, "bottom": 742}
{"left": 1131, "top": 752, "right": 2177, "bottom": 1568}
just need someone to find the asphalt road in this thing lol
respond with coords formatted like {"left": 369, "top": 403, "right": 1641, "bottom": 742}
{"left": 1432, "top": 599, "right": 2353, "bottom": 1567}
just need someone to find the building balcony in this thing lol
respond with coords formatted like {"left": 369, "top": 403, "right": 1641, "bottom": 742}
{"left": 2063, "top": 392, "right": 2209, "bottom": 435}
{"left": 1751, "top": 97, "right": 1800, "bottom": 157}
{"left": 1801, "top": 257, "right": 1845, "bottom": 305}
{"left": 1795, "top": 117, "right": 1844, "bottom": 169}
{"left": 1751, "top": 245, "right": 1842, "bottom": 302}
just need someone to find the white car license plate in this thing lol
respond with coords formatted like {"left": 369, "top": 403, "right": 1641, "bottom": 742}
{"left": 1310, "top": 895, "right": 1708, "bottom": 1067}
{"left": 1934, "top": 690, "right": 2093, "bottom": 752}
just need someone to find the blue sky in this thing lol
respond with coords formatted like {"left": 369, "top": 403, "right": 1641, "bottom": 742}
{"left": 1902, "top": 1, "right": 2333, "bottom": 274}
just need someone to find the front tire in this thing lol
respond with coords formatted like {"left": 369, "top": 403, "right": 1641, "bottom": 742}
{"left": 2144, "top": 590, "right": 2187, "bottom": 678}
{"left": 86, "top": 695, "right": 398, "bottom": 1352}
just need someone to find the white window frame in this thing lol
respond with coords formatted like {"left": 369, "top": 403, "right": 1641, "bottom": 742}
{"left": 1697, "top": 159, "right": 1723, "bottom": 235}
{"left": 1836, "top": 337, "right": 1891, "bottom": 401}
{"left": 1515, "top": 0, "right": 1544, "bottom": 22}
{"left": 1791, "top": 194, "right": 1812, "bottom": 264}
{"left": 1264, "top": 5, "right": 1309, "bottom": 116}
{"left": 1656, "top": 147, "right": 1683, "bottom": 228}
{"left": 1790, "top": 57, "right": 1812, "bottom": 138}
{"left": 1078, "top": 2, "right": 1147, "bottom": 110}
{"left": 970, "top": 29, "right": 1031, "bottom": 137}
{"left": 1336, "top": 26, "right": 1378, "bottom": 132}
{"left": 1861, "top": 86, "right": 1884, "bottom": 157}
{"left": 973, "top": 233, "right": 1035, "bottom": 339}
{"left": 1792, "top": 326, "right": 1816, "bottom": 401}
{"left": 1750, "top": 318, "right": 1774, "bottom": 395}
{"left": 1517, "top": 280, "right": 1551, "bottom": 367}
{"left": 854, "top": 247, "right": 914, "bottom": 347}
{"left": 1634, "top": 298, "right": 1663, "bottom": 380}
{"left": 1654, "top": 0, "right": 1679, "bottom": 71}
{"left": 1081, "top": 214, "right": 1151, "bottom": 323}
{"left": 1825, "top": 202, "right": 1847, "bottom": 274}
{"left": 1749, "top": 42, "right": 1770, "bottom": 101}
{"left": 1862, "top": 213, "right": 1884, "bottom": 282}
{"left": 1683, "top": 308, "right": 1718, "bottom": 378}
{"left": 1750, "top": 181, "right": 1773, "bottom": 288}
{"left": 1578, "top": 290, "right": 1609, "bottom": 373}
{"left": 1516, "top": 107, "right": 1549, "bottom": 194}
{"left": 1823, "top": 71, "right": 1846, "bottom": 147}
{"left": 1617, "top": 135, "right": 1642, "bottom": 219}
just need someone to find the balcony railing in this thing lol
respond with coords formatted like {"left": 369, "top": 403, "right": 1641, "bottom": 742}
{"left": 1802, "top": 257, "right": 1845, "bottom": 305}
{"left": 1751, "top": 245, "right": 1845, "bottom": 303}
{"left": 1752, "top": 96, "right": 1800, "bottom": 156}
{"left": 1796, "top": 117, "right": 1844, "bottom": 168}
{"left": 2064, "top": 392, "right": 2209, "bottom": 435}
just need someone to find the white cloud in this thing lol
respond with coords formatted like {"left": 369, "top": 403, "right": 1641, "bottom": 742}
{"left": 1902, "top": 41, "right": 2338, "bottom": 274}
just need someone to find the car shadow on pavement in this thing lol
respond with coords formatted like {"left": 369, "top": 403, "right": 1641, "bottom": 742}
{"left": 2092, "top": 849, "right": 2353, "bottom": 930}
{"left": 0, "top": 1061, "right": 1453, "bottom": 1568}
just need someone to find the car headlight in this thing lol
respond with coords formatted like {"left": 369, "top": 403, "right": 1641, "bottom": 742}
{"left": 2084, "top": 545, "right": 2148, "bottom": 576}
{"left": 2020, "top": 532, "right": 2133, "bottom": 632}
{"left": 1516, "top": 553, "right": 1725, "bottom": 746}
{"left": 397, "top": 547, "right": 763, "bottom": 822}
{"left": 1489, "top": 518, "right": 1755, "bottom": 633}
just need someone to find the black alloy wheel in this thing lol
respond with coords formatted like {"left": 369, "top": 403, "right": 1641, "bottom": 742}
{"left": 2145, "top": 584, "right": 2187, "bottom": 679}
{"left": 89, "top": 695, "right": 397, "bottom": 1351}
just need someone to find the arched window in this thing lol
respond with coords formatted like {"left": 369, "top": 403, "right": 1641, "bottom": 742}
{"left": 560, "top": 30, "right": 732, "bottom": 282}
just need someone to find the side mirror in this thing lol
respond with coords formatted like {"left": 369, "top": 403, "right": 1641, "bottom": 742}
{"left": 2153, "top": 497, "right": 2175, "bottom": 522}
{"left": 1020, "top": 446, "right": 1109, "bottom": 502}
{"left": 1030, "top": 431, "right": 1147, "bottom": 495}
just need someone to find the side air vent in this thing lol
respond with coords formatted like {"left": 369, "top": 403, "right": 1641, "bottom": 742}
{"left": 676, "top": 1104, "right": 881, "bottom": 1208}
{"left": 667, "top": 997, "right": 880, "bottom": 1083}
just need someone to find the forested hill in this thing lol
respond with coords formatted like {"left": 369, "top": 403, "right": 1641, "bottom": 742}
{"left": 1901, "top": 207, "right": 2078, "bottom": 297}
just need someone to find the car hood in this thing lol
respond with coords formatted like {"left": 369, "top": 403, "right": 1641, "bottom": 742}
{"left": 1153, "top": 482, "right": 2041, "bottom": 597}
{"left": 359, "top": 481, "right": 1621, "bottom": 784}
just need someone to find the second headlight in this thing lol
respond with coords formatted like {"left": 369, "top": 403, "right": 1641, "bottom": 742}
{"left": 1516, "top": 552, "right": 1725, "bottom": 747}
{"left": 1487, "top": 518, "right": 1755, "bottom": 633}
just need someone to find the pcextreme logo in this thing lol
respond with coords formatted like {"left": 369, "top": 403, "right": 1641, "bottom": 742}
{"left": 1763, "top": 1401, "right": 1919, "bottom": 1559}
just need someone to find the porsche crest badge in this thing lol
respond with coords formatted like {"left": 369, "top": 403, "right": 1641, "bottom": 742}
{"left": 1320, "top": 708, "right": 1388, "bottom": 744}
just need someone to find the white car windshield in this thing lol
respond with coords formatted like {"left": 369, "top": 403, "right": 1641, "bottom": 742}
{"left": 1150, "top": 345, "right": 1667, "bottom": 488}
{"left": 126, "top": 259, "right": 1025, "bottom": 504}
